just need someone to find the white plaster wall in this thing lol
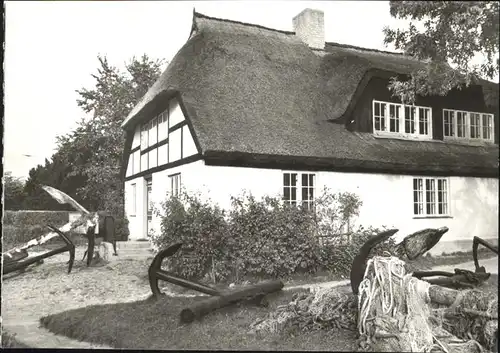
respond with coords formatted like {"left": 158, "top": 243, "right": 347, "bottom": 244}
{"left": 132, "top": 125, "right": 140, "bottom": 149}
{"left": 124, "top": 158, "right": 498, "bottom": 251}
{"left": 316, "top": 172, "right": 499, "bottom": 253}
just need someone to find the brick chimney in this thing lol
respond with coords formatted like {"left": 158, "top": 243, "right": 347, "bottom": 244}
{"left": 292, "top": 8, "right": 325, "bottom": 50}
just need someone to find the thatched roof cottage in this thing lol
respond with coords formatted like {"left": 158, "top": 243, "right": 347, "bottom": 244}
{"left": 121, "top": 9, "right": 498, "bottom": 253}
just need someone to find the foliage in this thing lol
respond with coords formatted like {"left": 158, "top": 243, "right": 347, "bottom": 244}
{"left": 151, "top": 189, "right": 389, "bottom": 282}
{"left": 383, "top": 1, "right": 499, "bottom": 104}
{"left": 3, "top": 172, "right": 28, "bottom": 210}
{"left": 22, "top": 54, "right": 165, "bottom": 238}
{"left": 313, "top": 187, "right": 363, "bottom": 238}
{"left": 3, "top": 210, "right": 70, "bottom": 227}
{"left": 227, "top": 193, "right": 321, "bottom": 280}
{"left": 3, "top": 211, "right": 72, "bottom": 250}
{"left": 150, "top": 192, "right": 229, "bottom": 282}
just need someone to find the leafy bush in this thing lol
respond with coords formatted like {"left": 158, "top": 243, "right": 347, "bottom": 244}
{"left": 318, "top": 226, "right": 399, "bottom": 276}
{"left": 3, "top": 224, "right": 48, "bottom": 250}
{"left": 4, "top": 211, "right": 69, "bottom": 228}
{"left": 151, "top": 189, "right": 392, "bottom": 283}
{"left": 150, "top": 192, "right": 229, "bottom": 282}
{"left": 227, "top": 194, "right": 321, "bottom": 280}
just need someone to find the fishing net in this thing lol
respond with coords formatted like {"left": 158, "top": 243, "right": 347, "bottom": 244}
{"left": 249, "top": 287, "right": 358, "bottom": 335}
{"left": 357, "top": 255, "right": 497, "bottom": 353}
{"left": 249, "top": 254, "right": 497, "bottom": 352}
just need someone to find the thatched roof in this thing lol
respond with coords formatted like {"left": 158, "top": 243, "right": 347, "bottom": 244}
{"left": 122, "top": 11, "right": 498, "bottom": 177}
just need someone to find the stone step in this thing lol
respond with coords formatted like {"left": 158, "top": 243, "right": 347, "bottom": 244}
{"left": 116, "top": 241, "right": 152, "bottom": 249}
{"left": 116, "top": 248, "right": 153, "bottom": 254}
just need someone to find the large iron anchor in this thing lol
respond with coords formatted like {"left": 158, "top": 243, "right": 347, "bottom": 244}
{"left": 148, "top": 243, "right": 222, "bottom": 299}
{"left": 3, "top": 224, "right": 76, "bottom": 276}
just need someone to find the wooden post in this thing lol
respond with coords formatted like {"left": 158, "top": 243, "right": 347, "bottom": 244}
{"left": 179, "top": 280, "right": 284, "bottom": 323}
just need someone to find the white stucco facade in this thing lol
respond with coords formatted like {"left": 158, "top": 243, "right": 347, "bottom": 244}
{"left": 124, "top": 157, "right": 498, "bottom": 254}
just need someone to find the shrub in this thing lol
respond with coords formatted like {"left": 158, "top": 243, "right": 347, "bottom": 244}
{"left": 152, "top": 189, "right": 387, "bottom": 283}
{"left": 317, "top": 226, "right": 398, "bottom": 276}
{"left": 3, "top": 224, "right": 48, "bottom": 250}
{"left": 150, "top": 192, "right": 229, "bottom": 282}
{"left": 227, "top": 194, "right": 321, "bottom": 280}
{"left": 3, "top": 211, "right": 69, "bottom": 228}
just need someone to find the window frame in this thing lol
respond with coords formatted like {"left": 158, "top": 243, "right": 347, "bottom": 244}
{"left": 372, "top": 100, "right": 433, "bottom": 140}
{"left": 169, "top": 173, "right": 182, "bottom": 198}
{"left": 443, "top": 109, "right": 494, "bottom": 142}
{"left": 282, "top": 171, "right": 316, "bottom": 211}
{"left": 412, "top": 177, "right": 451, "bottom": 218}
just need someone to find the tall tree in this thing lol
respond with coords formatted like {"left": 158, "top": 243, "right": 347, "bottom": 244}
{"left": 54, "top": 54, "right": 164, "bottom": 238}
{"left": 4, "top": 172, "right": 27, "bottom": 210}
{"left": 383, "top": 1, "right": 499, "bottom": 104}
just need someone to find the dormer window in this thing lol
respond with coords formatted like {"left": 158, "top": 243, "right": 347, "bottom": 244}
{"left": 372, "top": 100, "right": 432, "bottom": 139}
{"left": 443, "top": 109, "right": 494, "bottom": 142}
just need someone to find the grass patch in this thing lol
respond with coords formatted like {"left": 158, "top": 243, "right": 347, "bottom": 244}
{"left": 41, "top": 288, "right": 357, "bottom": 351}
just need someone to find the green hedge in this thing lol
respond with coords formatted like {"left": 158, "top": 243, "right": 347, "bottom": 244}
{"left": 150, "top": 191, "right": 397, "bottom": 283}
{"left": 3, "top": 211, "right": 70, "bottom": 228}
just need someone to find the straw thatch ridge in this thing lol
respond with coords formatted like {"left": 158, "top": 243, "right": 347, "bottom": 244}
{"left": 122, "top": 11, "right": 498, "bottom": 177}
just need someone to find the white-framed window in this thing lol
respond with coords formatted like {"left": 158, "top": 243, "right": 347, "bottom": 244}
{"left": 130, "top": 183, "right": 136, "bottom": 216}
{"left": 283, "top": 172, "right": 316, "bottom": 210}
{"left": 373, "top": 100, "right": 432, "bottom": 139}
{"left": 443, "top": 109, "right": 494, "bottom": 142}
{"left": 413, "top": 177, "right": 449, "bottom": 217}
{"left": 169, "top": 173, "right": 181, "bottom": 198}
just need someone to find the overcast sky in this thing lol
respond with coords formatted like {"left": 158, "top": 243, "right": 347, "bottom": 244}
{"left": 2, "top": 1, "right": 494, "bottom": 180}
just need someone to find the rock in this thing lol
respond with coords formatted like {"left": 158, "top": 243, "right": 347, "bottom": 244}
{"left": 229, "top": 283, "right": 235, "bottom": 288}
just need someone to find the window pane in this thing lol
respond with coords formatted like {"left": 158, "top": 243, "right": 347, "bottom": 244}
{"left": 482, "top": 114, "right": 492, "bottom": 140}
{"left": 444, "top": 110, "right": 454, "bottom": 137}
{"left": 284, "top": 173, "right": 290, "bottom": 187}
{"left": 389, "top": 104, "right": 400, "bottom": 133}
{"left": 405, "top": 106, "right": 415, "bottom": 133}
{"left": 373, "top": 102, "right": 386, "bottom": 132}
{"left": 309, "top": 174, "right": 314, "bottom": 186}
{"left": 419, "top": 108, "right": 429, "bottom": 135}
{"left": 302, "top": 187, "right": 308, "bottom": 201}
{"left": 291, "top": 187, "right": 296, "bottom": 201}
{"left": 290, "top": 174, "right": 297, "bottom": 187}
{"left": 425, "top": 179, "right": 436, "bottom": 215}
{"left": 284, "top": 187, "right": 290, "bottom": 201}
{"left": 413, "top": 178, "right": 424, "bottom": 215}
{"left": 302, "top": 174, "right": 308, "bottom": 187}
{"left": 457, "top": 112, "right": 466, "bottom": 138}
{"left": 470, "top": 113, "right": 480, "bottom": 139}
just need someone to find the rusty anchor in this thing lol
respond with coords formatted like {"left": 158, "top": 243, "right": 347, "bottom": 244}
{"left": 350, "top": 227, "right": 497, "bottom": 294}
{"left": 3, "top": 225, "right": 76, "bottom": 276}
{"left": 148, "top": 242, "right": 284, "bottom": 323}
